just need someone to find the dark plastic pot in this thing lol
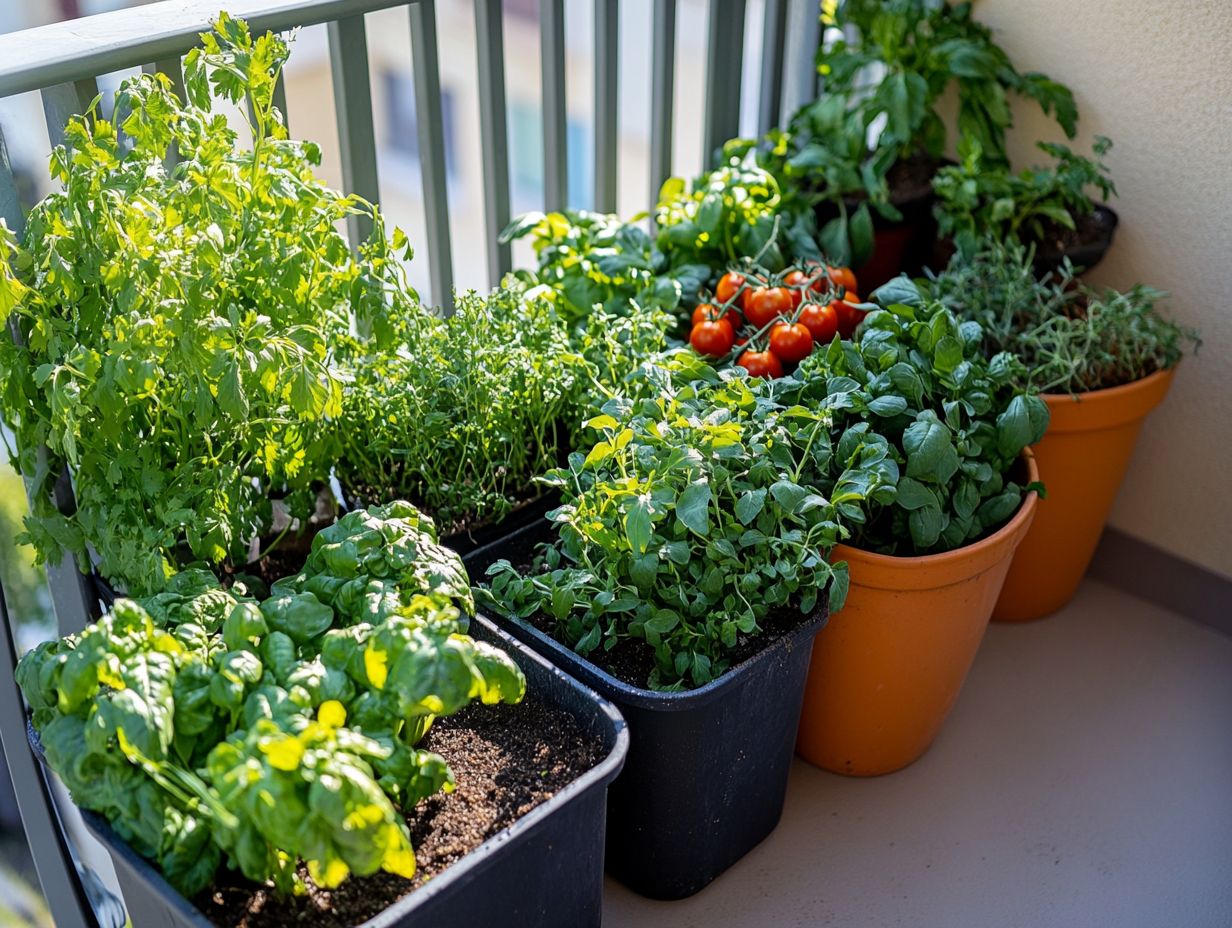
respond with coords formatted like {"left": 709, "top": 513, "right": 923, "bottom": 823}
{"left": 29, "top": 615, "right": 628, "bottom": 928}
{"left": 438, "top": 492, "right": 560, "bottom": 556}
{"left": 1032, "top": 203, "right": 1119, "bottom": 278}
{"left": 465, "top": 523, "right": 829, "bottom": 900}
{"left": 815, "top": 155, "right": 952, "bottom": 291}
{"left": 930, "top": 204, "right": 1120, "bottom": 279}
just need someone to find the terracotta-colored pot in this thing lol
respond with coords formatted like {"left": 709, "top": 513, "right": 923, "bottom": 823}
{"left": 993, "top": 366, "right": 1177, "bottom": 622}
{"left": 796, "top": 451, "right": 1039, "bottom": 777}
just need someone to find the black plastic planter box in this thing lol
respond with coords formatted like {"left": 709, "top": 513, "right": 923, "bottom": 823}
{"left": 30, "top": 615, "right": 628, "bottom": 928}
{"left": 466, "top": 523, "right": 829, "bottom": 900}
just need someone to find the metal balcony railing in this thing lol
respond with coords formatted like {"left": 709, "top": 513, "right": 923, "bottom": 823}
{"left": 0, "top": 2, "right": 822, "bottom": 925}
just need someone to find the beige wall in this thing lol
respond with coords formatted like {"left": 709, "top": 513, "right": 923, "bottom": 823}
{"left": 971, "top": 0, "right": 1232, "bottom": 578}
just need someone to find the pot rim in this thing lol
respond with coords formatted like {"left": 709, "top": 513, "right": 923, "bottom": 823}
{"left": 496, "top": 602, "right": 829, "bottom": 714}
{"left": 832, "top": 448, "right": 1040, "bottom": 591}
{"left": 1040, "top": 365, "right": 1177, "bottom": 434}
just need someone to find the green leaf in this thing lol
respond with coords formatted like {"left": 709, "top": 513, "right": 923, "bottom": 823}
{"left": 868, "top": 395, "right": 908, "bottom": 417}
{"left": 848, "top": 203, "right": 875, "bottom": 268}
{"left": 676, "top": 481, "right": 712, "bottom": 537}
{"left": 902, "top": 414, "right": 957, "bottom": 483}
{"left": 625, "top": 497, "right": 653, "bottom": 554}
{"left": 872, "top": 276, "right": 922, "bottom": 308}
{"left": 908, "top": 506, "right": 944, "bottom": 550}
{"left": 735, "top": 489, "right": 767, "bottom": 525}
{"left": 996, "top": 394, "right": 1035, "bottom": 457}
{"left": 895, "top": 477, "right": 937, "bottom": 511}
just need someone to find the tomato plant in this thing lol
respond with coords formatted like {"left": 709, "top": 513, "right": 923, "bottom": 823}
{"left": 692, "top": 302, "right": 739, "bottom": 328}
{"left": 655, "top": 149, "right": 822, "bottom": 275}
{"left": 690, "top": 318, "right": 737, "bottom": 357}
{"left": 745, "top": 286, "right": 793, "bottom": 328}
{"left": 737, "top": 350, "right": 785, "bottom": 379}
{"left": 769, "top": 322, "right": 814, "bottom": 364}
{"left": 799, "top": 301, "right": 840, "bottom": 344}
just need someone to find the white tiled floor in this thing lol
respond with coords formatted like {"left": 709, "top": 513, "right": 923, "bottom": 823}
{"left": 603, "top": 579, "right": 1232, "bottom": 928}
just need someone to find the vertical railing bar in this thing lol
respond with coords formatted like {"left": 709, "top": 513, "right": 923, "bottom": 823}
{"left": 593, "top": 0, "right": 618, "bottom": 213}
{"left": 409, "top": 0, "right": 455, "bottom": 315}
{"left": 648, "top": 0, "right": 676, "bottom": 216}
{"left": 702, "top": 0, "right": 745, "bottom": 166}
{"left": 272, "top": 71, "right": 290, "bottom": 133}
{"left": 539, "top": 0, "right": 567, "bottom": 212}
{"left": 758, "top": 0, "right": 788, "bottom": 134}
{"left": 473, "top": 0, "right": 511, "bottom": 285}
{"left": 0, "top": 125, "right": 23, "bottom": 238}
{"left": 782, "top": 0, "right": 820, "bottom": 119}
{"left": 41, "top": 79, "right": 100, "bottom": 149}
{"left": 0, "top": 584, "right": 102, "bottom": 928}
{"left": 328, "top": 14, "right": 380, "bottom": 250}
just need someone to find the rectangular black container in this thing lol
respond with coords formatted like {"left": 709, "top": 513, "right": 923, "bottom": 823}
{"left": 466, "top": 523, "right": 829, "bottom": 900}
{"left": 30, "top": 615, "right": 628, "bottom": 928}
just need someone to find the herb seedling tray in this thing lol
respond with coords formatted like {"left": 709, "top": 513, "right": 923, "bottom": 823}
{"left": 466, "top": 523, "right": 829, "bottom": 900}
{"left": 30, "top": 615, "right": 628, "bottom": 928}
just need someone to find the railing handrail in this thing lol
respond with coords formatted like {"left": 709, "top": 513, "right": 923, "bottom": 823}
{"left": 0, "top": 0, "right": 414, "bottom": 99}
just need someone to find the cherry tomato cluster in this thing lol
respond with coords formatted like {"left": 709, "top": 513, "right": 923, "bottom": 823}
{"left": 687, "top": 263, "right": 864, "bottom": 379}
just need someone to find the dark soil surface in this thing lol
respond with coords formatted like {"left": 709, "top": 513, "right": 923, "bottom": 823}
{"left": 195, "top": 695, "right": 603, "bottom": 928}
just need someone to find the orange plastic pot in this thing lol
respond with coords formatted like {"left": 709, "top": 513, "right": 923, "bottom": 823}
{"left": 796, "top": 452, "right": 1039, "bottom": 777}
{"left": 993, "top": 367, "right": 1177, "bottom": 622}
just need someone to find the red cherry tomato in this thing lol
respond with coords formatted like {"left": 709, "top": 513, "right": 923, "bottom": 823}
{"left": 745, "top": 286, "right": 793, "bottom": 329}
{"left": 783, "top": 269, "right": 807, "bottom": 308}
{"left": 798, "top": 301, "right": 839, "bottom": 344}
{"left": 715, "top": 272, "right": 745, "bottom": 306}
{"left": 769, "top": 322, "right": 814, "bottom": 364}
{"left": 737, "top": 350, "right": 784, "bottom": 379}
{"left": 808, "top": 264, "right": 858, "bottom": 297}
{"left": 828, "top": 265, "right": 858, "bottom": 293}
{"left": 689, "top": 318, "right": 736, "bottom": 357}
{"left": 692, "top": 302, "right": 740, "bottom": 328}
{"left": 834, "top": 292, "right": 865, "bottom": 338}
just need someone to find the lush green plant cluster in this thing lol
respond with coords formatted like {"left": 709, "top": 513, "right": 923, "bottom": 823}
{"left": 922, "top": 243, "right": 1200, "bottom": 394}
{"left": 502, "top": 210, "right": 703, "bottom": 323}
{"left": 0, "top": 16, "right": 409, "bottom": 595}
{"left": 723, "top": 0, "right": 1079, "bottom": 265}
{"left": 933, "top": 137, "right": 1116, "bottom": 253}
{"left": 478, "top": 356, "right": 867, "bottom": 689}
{"left": 817, "top": 0, "right": 1077, "bottom": 167}
{"left": 18, "top": 502, "right": 525, "bottom": 896}
{"left": 742, "top": 98, "right": 883, "bottom": 266}
{"left": 655, "top": 148, "right": 823, "bottom": 274}
{"left": 334, "top": 283, "right": 578, "bottom": 536}
{"left": 783, "top": 282, "right": 1048, "bottom": 554}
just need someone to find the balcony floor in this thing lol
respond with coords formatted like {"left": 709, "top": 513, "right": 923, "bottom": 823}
{"left": 603, "top": 578, "right": 1232, "bottom": 928}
